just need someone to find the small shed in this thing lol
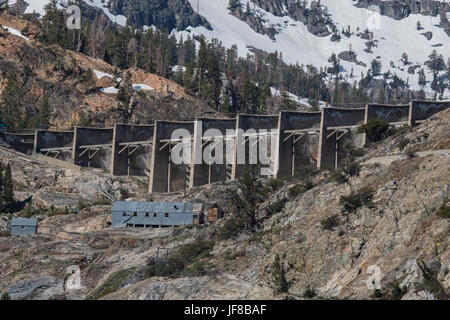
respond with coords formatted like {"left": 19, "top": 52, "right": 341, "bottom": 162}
{"left": 111, "top": 201, "right": 204, "bottom": 228}
{"left": 11, "top": 218, "right": 38, "bottom": 236}
{"left": 206, "top": 203, "right": 223, "bottom": 223}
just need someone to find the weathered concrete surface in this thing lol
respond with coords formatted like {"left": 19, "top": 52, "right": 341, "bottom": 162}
{"left": 409, "top": 100, "right": 450, "bottom": 126}
{"left": 149, "top": 121, "right": 194, "bottom": 193}
{"left": 111, "top": 124, "right": 154, "bottom": 176}
{"left": 232, "top": 114, "right": 279, "bottom": 179}
{"left": 276, "top": 111, "right": 321, "bottom": 178}
{"left": 72, "top": 127, "right": 113, "bottom": 170}
{"left": 34, "top": 130, "right": 74, "bottom": 161}
{"left": 318, "top": 108, "right": 365, "bottom": 169}
{"left": 1, "top": 132, "right": 35, "bottom": 155}
{"left": 190, "top": 118, "right": 236, "bottom": 188}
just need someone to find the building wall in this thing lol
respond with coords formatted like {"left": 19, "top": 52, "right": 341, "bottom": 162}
{"left": 111, "top": 210, "right": 194, "bottom": 227}
{"left": 111, "top": 124, "right": 154, "bottom": 176}
{"left": 317, "top": 108, "right": 366, "bottom": 169}
{"left": 409, "top": 100, "right": 450, "bottom": 126}
{"left": 34, "top": 130, "right": 74, "bottom": 161}
{"left": 2, "top": 133, "right": 35, "bottom": 155}
{"left": 149, "top": 121, "right": 195, "bottom": 193}
{"left": 190, "top": 118, "right": 237, "bottom": 188}
{"left": 276, "top": 111, "right": 322, "bottom": 178}
{"left": 11, "top": 225, "right": 37, "bottom": 236}
{"left": 72, "top": 127, "right": 113, "bottom": 169}
{"left": 232, "top": 114, "right": 279, "bottom": 179}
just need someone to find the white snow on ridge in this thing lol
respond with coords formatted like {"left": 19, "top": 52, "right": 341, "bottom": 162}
{"left": 16, "top": 0, "right": 127, "bottom": 26}
{"left": 93, "top": 69, "right": 114, "bottom": 80}
{"left": 0, "top": 25, "right": 30, "bottom": 41}
{"left": 100, "top": 86, "right": 118, "bottom": 94}
{"left": 181, "top": 0, "right": 449, "bottom": 98}
{"left": 133, "top": 84, "right": 154, "bottom": 91}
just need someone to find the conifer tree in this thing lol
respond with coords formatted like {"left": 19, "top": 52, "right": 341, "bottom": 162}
{"left": 37, "top": 96, "right": 51, "bottom": 129}
{"left": 2, "top": 163, "right": 14, "bottom": 213}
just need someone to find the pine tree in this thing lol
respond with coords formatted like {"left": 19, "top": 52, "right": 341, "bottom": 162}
{"left": 0, "top": 163, "right": 3, "bottom": 211}
{"left": 0, "top": 73, "right": 23, "bottom": 130}
{"left": 2, "top": 163, "right": 14, "bottom": 213}
{"left": 426, "top": 50, "right": 445, "bottom": 91}
{"left": 37, "top": 96, "right": 51, "bottom": 129}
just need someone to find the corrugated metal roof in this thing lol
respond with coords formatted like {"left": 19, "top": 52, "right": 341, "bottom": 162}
{"left": 11, "top": 218, "right": 38, "bottom": 227}
{"left": 112, "top": 201, "right": 193, "bottom": 213}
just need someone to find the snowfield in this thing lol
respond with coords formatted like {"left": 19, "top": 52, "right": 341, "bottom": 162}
{"left": 177, "top": 0, "right": 449, "bottom": 98}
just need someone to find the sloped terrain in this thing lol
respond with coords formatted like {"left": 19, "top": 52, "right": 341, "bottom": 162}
{"left": 0, "top": 109, "right": 448, "bottom": 300}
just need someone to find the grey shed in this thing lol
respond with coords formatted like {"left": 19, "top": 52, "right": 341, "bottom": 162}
{"left": 111, "top": 201, "right": 203, "bottom": 228}
{"left": 10, "top": 218, "right": 38, "bottom": 236}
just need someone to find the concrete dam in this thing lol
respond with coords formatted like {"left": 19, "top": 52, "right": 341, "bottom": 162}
{"left": 2, "top": 100, "right": 449, "bottom": 194}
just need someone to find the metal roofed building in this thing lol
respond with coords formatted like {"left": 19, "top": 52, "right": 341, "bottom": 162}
{"left": 11, "top": 218, "right": 38, "bottom": 236}
{"left": 111, "top": 201, "right": 203, "bottom": 228}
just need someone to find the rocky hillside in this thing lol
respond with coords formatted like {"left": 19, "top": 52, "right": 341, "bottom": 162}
{"left": 0, "top": 12, "right": 214, "bottom": 129}
{"left": 0, "top": 108, "right": 448, "bottom": 300}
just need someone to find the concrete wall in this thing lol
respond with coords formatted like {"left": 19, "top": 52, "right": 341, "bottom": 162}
{"left": 190, "top": 118, "right": 236, "bottom": 188}
{"left": 232, "top": 114, "right": 279, "bottom": 179}
{"left": 111, "top": 124, "right": 154, "bottom": 176}
{"left": 72, "top": 127, "right": 113, "bottom": 169}
{"left": 363, "top": 104, "right": 409, "bottom": 145}
{"left": 409, "top": 100, "right": 450, "bottom": 126}
{"left": 34, "top": 130, "right": 74, "bottom": 161}
{"left": 318, "top": 108, "right": 366, "bottom": 169}
{"left": 276, "top": 111, "right": 321, "bottom": 179}
{"left": 149, "top": 121, "right": 195, "bottom": 193}
{"left": 1, "top": 132, "right": 35, "bottom": 155}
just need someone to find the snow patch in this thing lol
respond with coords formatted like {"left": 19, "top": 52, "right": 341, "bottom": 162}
{"left": 0, "top": 25, "right": 30, "bottom": 41}
{"left": 100, "top": 86, "right": 118, "bottom": 94}
{"left": 133, "top": 84, "right": 154, "bottom": 91}
{"left": 93, "top": 69, "right": 114, "bottom": 80}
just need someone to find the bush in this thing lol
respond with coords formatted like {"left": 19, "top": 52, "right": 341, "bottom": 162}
{"left": 398, "top": 138, "right": 410, "bottom": 151}
{"left": 86, "top": 268, "right": 134, "bottom": 300}
{"left": 269, "top": 199, "right": 285, "bottom": 214}
{"left": 329, "top": 170, "right": 348, "bottom": 184}
{"left": 436, "top": 198, "right": 450, "bottom": 219}
{"left": 343, "top": 161, "right": 361, "bottom": 177}
{"left": 321, "top": 215, "right": 339, "bottom": 230}
{"left": 288, "top": 184, "right": 304, "bottom": 198}
{"left": 405, "top": 148, "right": 416, "bottom": 159}
{"left": 1, "top": 292, "right": 10, "bottom": 300}
{"left": 272, "top": 254, "right": 289, "bottom": 293}
{"left": 218, "top": 217, "right": 248, "bottom": 240}
{"left": 340, "top": 187, "right": 374, "bottom": 212}
{"left": 390, "top": 282, "right": 407, "bottom": 300}
{"left": 303, "top": 286, "right": 317, "bottom": 298}
{"left": 267, "top": 178, "right": 284, "bottom": 191}
{"left": 357, "top": 118, "right": 391, "bottom": 142}
{"left": 145, "top": 239, "right": 215, "bottom": 278}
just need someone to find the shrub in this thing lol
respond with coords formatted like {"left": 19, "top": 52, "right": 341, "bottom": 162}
{"left": 269, "top": 199, "right": 285, "bottom": 214}
{"left": 329, "top": 170, "right": 348, "bottom": 184}
{"left": 321, "top": 215, "right": 339, "bottom": 230}
{"left": 218, "top": 217, "right": 248, "bottom": 240}
{"left": 436, "top": 198, "right": 450, "bottom": 219}
{"left": 303, "top": 286, "right": 317, "bottom": 298}
{"left": 272, "top": 254, "right": 289, "bottom": 293}
{"left": 0, "top": 230, "right": 10, "bottom": 237}
{"left": 344, "top": 161, "right": 361, "bottom": 177}
{"left": 288, "top": 184, "right": 304, "bottom": 198}
{"left": 267, "top": 178, "right": 284, "bottom": 191}
{"left": 357, "top": 118, "right": 391, "bottom": 142}
{"left": 85, "top": 268, "right": 134, "bottom": 300}
{"left": 390, "top": 282, "right": 407, "bottom": 300}
{"left": 398, "top": 138, "right": 410, "bottom": 151}
{"left": 145, "top": 239, "right": 215, "bottom": 278}
{"left": 349, "top": 148, "right": 365, "bottom": 158}
{"left": 405, "top": 148, "right": 416, "bottom": 159}
{"left": 340, "top": 187, "right": 374, "bottom": 212}
{"left": 1, "top": 292, "right": 10, "bottom": 300}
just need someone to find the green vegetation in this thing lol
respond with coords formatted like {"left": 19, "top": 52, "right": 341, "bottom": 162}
{"left": 390, "top": 282, "right": 408, "bottom": 300}
{"left": 267, "top": 178, "right": 284, "bottom": 191}
{"left": 288, "top": 184, "right": 304, "bottom": 198}
{"left": 218, "top": 217, "right": 249, "bottom": 240}
{"left": 415, "top": 260, "right": 447, "bottom": 299}
{"left": 145, "top": 239, "right": 215, "bottom": 278}
{"left": 1, "top": 292, "right": 11, "bottom": 300}
{"left": 405, "top": 148, "right": 416, "bottom": 159}
{"left": 272, "top": 254, "right": 289, "bottom": 294}
{"left": 269, "top": 199, "right": 286, "bottom": 214}
{"left": 398, "top": 138, "right": 410, "bottom": 151}
{"left": 303, "top": 286, "right": 317, "bottom": 298}
{"left": 329, "top": 170, "right": 348, "bottom": 184}
{"left": 85, "top": 268, "right": 135, "bottom": 300}
{"left": 356, "top": 118, "right": 393, "bottom": 142}
{"left": 0, "top": 163, "right": 16, "bottom": 213}
{"left": 339, "top": 187, "right": 374, "bottom": 212}
{"left": 321, "top": 215, "right": 339, "bottom": 231}
{"left": 436, "top": 198, "right": 450, "bottom": 218}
